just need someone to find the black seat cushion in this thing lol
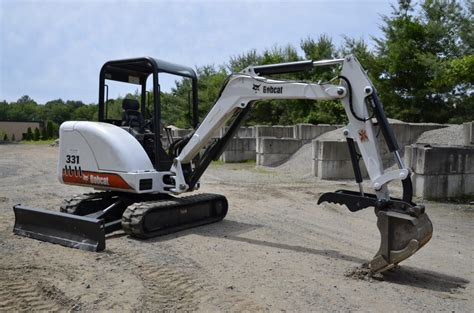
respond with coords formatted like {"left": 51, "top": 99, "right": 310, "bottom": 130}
{"left": 122, "top": 99, "right": 144, "bottom": 130}
{"left": 122, "top": 98, "right": 140, "bottom": 111}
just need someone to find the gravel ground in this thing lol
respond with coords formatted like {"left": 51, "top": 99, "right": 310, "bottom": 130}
{"left": 416, "top": 124, "right": 466, "bottom": 146}
{"left": 0, "top": 144, "right": 473, "bottom": 312}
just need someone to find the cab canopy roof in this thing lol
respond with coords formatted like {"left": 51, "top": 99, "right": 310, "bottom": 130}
{"left": 100, "top": 57, "right": 197, "bottom": 85}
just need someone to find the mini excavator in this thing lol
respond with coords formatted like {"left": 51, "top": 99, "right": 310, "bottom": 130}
{"left": 13, "top": 55, "right": 432, "bottom": 273}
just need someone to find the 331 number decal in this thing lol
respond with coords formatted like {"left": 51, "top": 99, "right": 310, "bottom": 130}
{"left": 66, "top": 155, "right": 80, "bottom": 164}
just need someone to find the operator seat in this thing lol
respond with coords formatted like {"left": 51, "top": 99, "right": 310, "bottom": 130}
{"left": 122, "top": 98, "right": 144, "bottom": 131}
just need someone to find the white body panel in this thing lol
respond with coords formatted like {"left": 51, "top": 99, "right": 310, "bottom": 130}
{"left": 58, "top": 121, "right": 170, "bottom": 193}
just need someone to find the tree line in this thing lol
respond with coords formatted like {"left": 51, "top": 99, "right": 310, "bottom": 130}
{"left": 1, "top": 0, "right": 472, "bottom": 131}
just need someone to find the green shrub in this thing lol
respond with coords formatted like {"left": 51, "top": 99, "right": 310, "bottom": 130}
{"left": 33, "top": 127, "right": 41, "bottom": 141}
{"left": 26, "top": 127, "right": 33, "bottom": 140}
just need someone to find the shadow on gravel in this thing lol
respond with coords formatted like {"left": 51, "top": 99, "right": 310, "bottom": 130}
{"left": 383, "top": 266, "right": 469, "bottom": 293}
{"left": 124, "top": 219, "right": 368, "bottom": 264}
{"left": 168, "top": 219, "right": 367, "bottom": 264}
{"left": 221, "top": 234, "right": 367, "bottom": 264}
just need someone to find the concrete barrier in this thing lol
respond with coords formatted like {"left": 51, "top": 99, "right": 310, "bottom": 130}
{"left": 312, "top": 122, "right": 447, "bottom": 180}
{"left": 171, "top": 128, "right": 192, "bottom": 138}
{"left": 219, "top": 126, "right": 255, "bottom": 138}
{"left": 220, "top": 138, "right": 256, "bottom": 162}
{"left": 256, "top": 137, "right": 302, "bottom": 166}
{"left": 464, "top": 122, "right": 474, "bottom": 146}
{"left": 294, "top": 124, "right": 340, "bottom": 142}
{"left": 405, "top": 144, "right": 474, "bottom": 200}
{"left": 255, "top": 125, "right": 294, "bottom": 138}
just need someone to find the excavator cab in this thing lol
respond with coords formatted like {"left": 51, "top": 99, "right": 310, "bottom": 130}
{"left": 98, "top": 57, "right": 199, "bottom": 171}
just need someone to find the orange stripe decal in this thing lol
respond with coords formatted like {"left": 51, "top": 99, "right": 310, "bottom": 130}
{"left": 62, "top": 169, "right": 132, "bottom": 190}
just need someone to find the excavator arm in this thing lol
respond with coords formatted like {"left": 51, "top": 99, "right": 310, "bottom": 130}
{"left": 170, "top": 55, "right": 433, "bottom": 273}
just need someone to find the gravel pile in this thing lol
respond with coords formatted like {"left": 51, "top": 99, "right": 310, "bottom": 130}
{"left": 275, "top": 127, "right": 346, "bottom": 177}
{"left": 416, "top": 124, "right": 465, "bottom": 146}
{"left": 275, "top": 142, "right": 314, "bottom": 177}
{"left": 315, "top": 127, "right": 345, "bottom": 141}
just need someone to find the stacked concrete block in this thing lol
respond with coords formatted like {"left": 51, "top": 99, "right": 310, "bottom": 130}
{"left": 312, "top": 138, "right": 364, "bottom": 179}
{"left": 405, "top": 144, "right": 474, "bottom": 200}
{"left": 256, "top": 137, "right": 303, "bottom": 166}
{"left": 312, "top": 122, "right": 447, "bottom": 180}
{"left": 220, "top": 138, "right": 256, "bottom": 163}
{"left": 219, "top": 126, "right": 255, "bottom": 138}
{"left": 293, "top": 124, "right": 339, "bottom": 142}
{"left": 171, "top": 128, "right": 192, "bottom": 138}
{"left": 464, "top": 122, "right": 474, "bottom": 146}
{"left": 255, "top": 125, "right": 294, "bottom": 138}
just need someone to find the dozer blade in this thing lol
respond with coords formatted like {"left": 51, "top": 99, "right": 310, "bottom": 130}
{"left": 370, "top": 210, "right": 433, "bottom": 273}
{"left": 13, "top": 205, "right": 106, "bottom": 252}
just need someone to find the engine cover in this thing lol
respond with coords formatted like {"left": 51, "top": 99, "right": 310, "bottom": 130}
{"left": 57, "top": 121, "right": 163, "bottom": 193}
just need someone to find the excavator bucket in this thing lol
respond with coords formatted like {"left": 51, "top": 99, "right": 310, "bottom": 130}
{"left": 370, "top": 209, "right": 433, "bottom": 273}
{"left": 13, "top": 205, "right": 106, "bottom": 252}
{"left": 318, "top": 190, "right": 433, "bottom": 273}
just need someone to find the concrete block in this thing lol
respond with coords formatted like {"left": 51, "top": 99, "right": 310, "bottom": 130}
{"left": 294, "top": 124, "right": 339, "bottom": 141}
{"left": 257, "top": 137, "right": 302, "bottom": 154}
{"left": 464, "top": 122, "right": 474, "bottom": 145}
{"left": 256, "top": 137, "right": 302, "bottom": 166}
{"left": 220, "top": 137, "right": 257, "bottom": 163}
{"left": 220, "top": 126, "right": 255, "bottom": 138}
{"left": 405, "top": 144, "right": 474, "bottom": 175}
{"left": 412, "top": 173, "right": 474, "bottom": 200}
{"left": 406, "top": 144, "right": 474, "bottom": 200}
{"left": 313, "top": 140, "right": 349, "bottom": 161}
{"left": 172, "top": 129, "right": 192, "bottom": 138}
{"left": 255, "top": 125, "right": 294, "bottom": 138}
{"left": 314, "top": 160, "right": 369, "bottom": 180}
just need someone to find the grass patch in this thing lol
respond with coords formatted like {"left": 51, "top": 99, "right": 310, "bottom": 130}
{"left": 20, "top": 139, "right": 57, "bottom": 145}
{"left": 211, "top": 159, "right": 256, "bottom": 166}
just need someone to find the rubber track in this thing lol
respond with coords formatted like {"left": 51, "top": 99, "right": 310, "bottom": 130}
{"left": 60, "top": 192, "right": 113, "bottom": 214}
{"left": 122, "top": 193, "right": 228, "bottom": 239}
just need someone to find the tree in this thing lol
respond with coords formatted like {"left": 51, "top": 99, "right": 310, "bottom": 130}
{"left": 41, "top": 126, "right": 48, "bottom": 140}
{"left": 71, "top": 104, "right": 97, "bottom": 121}
{"left": 373, "top": 0, "right": 473, "bottom": 123}
{"left": 26, "top": 127, "right": 33, "bottom": 140}
{"left": 46, "top": 121, "right": 55, "bottom": 139}
{"left": 11, "top": 134, "right": 16, "bottom": 142}
{"left": 33, "top": 127, "right": 41, "bottom": 141}
{"left": 3, "top": 133, "right": 8, "bottom": 141}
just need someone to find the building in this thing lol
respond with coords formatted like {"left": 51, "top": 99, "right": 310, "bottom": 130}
{"left": 0, "top": 121, "right": 42, "bottom": 141}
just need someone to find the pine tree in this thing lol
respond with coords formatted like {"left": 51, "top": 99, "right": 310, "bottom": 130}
{"left": 46, "top": 121, "right": 54, "bottom": 139}
{"left": 3, "top": 133, "right": 8, "bottom": 141}
{"left": 41, "top": 127, "right": 48, "bottom": 140}
{"left": 33, "top": 127, "right": 41, "bottom": 141}
{"left": 26, "top": 127, "right": 33, "bottom": 141}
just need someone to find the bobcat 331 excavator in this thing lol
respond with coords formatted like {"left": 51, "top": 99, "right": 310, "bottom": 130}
{"left": 13, "top": 55, "right": 432, "bottom": 273}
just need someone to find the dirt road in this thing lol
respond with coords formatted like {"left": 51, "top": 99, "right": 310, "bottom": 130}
{"left": 0, "top": 144, "right": 472, "bottom": 311}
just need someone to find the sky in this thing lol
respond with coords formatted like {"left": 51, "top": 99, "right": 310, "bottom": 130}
{"left": 0, "top": 0, "right": 394, "bottom": 104}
